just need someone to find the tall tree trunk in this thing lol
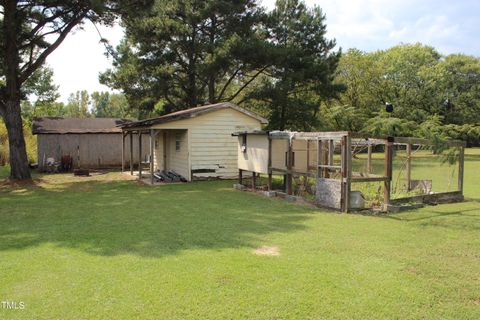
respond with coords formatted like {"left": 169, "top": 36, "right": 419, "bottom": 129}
{"left": 2, "top": 101, "right": 31, "bottom": 180}
{"left": 3, "top": 0, "right": 31, "bottom": 180}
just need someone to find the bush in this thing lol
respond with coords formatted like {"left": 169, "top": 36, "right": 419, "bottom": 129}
{"left": 0, "top": 122, "right": 8, "bottom": 166}
{"left": 0, "top": 120, "right": 37, "bottom": 165}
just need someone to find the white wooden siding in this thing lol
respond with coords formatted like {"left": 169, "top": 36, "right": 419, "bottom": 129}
{"left": 151, "top": 108, "right": 262, "bottom": 179}
{"left": 237, "top": 135, "right": 269, "bottom": 174}
{"left": 166, "top": 130, "right": 189, "bottom": 179}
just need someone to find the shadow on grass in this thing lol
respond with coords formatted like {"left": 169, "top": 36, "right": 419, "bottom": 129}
{"left": 0, "top": 176, "right": 312, "bottom": 258}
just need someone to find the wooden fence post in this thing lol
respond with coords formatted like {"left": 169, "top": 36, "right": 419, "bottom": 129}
{"left": 340, "top": 136, "right": 347, "bottom": 212}
{"left": 406, "top": 143, "right": 412, "bottom": 191}
{"left": 286, "top": 139, "right": 293, "bottom": 195}
{"left": 458, "top": 146, "right": 465, "bottom": 194}
{"left": 384, "top": 138, "right": 394, "bottom": 209}
{"left": 317, "top": 138, "right": 322, "bottom": 179}
{"left": 367, "top": 144, "right": 372, "bottom": 174}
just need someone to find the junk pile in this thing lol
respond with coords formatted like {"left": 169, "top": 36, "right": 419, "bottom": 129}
{"left": 153, "top": 170, "right": 187, "bottom": 183}
{"left": 42, "top": 155, "right": 74, "bottom": 173}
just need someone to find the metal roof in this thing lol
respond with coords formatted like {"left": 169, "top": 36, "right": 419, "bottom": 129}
{"left": 32, "top": 117, "right": 132, "bottom": 134}
{"left": 121, "top": 102, "right": 268, "bottom": 129}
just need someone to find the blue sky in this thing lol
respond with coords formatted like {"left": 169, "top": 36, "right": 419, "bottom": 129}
{"left": 46, "top": 0, "right": 480, "bottom": 102}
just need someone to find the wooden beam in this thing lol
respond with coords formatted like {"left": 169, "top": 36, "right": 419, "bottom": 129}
{"left": 267, "top": 137, "right": 272, "bottom": 191}
{"left": 138, "top": 132, "right": 143, "bottom": 179}
{"left": 150, "top": 129, "right": 155, "bottom": 185}
{"left": 384, "top": 139, "right": 394, "bottom": 209}
{"left": 129, "top": 131, "right": 133, "bottom": 175}
{"left": 351, "top": 176, "right": 387, "bottom": 182}
{"left": 286, "top": 139, "right": 293, "bottom": 195}
{"left": 306, "top": 139, "right": 310, "bottom": 172}
{"left": 394, "top": 136, "right": 466, "bottom": 147}
{"left": 406, "top": 143, "right": 412, "bottom": 191}
{"left": 239, "top": 169, "right": 243, "bottom": 184}
{"left": 390, "top": 191, "right": 464, "bottom": 205}
{"left": 367, "top": 144, "right": 372, "bottom": 174}
{"left": 121, "top": 132, "right": 126, "bottom": 173}
{"left": 328, "top": 140, "right": 334, "bottom": 166}
{"left": 270, "top": 167, "right": 317, "bottom": 178}
{"left": 317, "top": 165, "right": 342, "bottom": 169}
{"left": 163, "top": 131, "right": 167, "bottom": 171}
{"left": 323, "top": 141, "right": 329, "bottom": 178}
{"left": 316, "top": 138, "right": 322, "bottom": 179}
{"left": 344, "top": 136, "right": 352, "bottom": 213}
{"left": 458, "top": 146, "right": 465, "bottom": 194}
{"left": 252, "top": 172, "right": 256, "bottom": 190}
{"left": 340, "top": 136, "right": 347, "bottom": 212}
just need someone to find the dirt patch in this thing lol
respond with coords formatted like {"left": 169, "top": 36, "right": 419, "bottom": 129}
{"left": 253, "top": 246, "right": 280, "bottom": 256}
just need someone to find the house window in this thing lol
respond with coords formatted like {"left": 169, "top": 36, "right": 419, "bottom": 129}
{"left": 175, "top": 134, "right": 181, "bottom": 152}
{"left": 241, "top": 134, "right": 247, "bottom": 153}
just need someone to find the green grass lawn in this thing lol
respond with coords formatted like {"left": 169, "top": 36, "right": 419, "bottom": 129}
{"left": 0, "top": 150, "right": 479, "bottom": 319}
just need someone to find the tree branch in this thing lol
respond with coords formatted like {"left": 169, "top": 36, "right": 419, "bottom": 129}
{"left": 217, "top": 66, "right": 242, "bottom": 101}
{"left": 226, "top": 65, "right": 269, "bottom": 102}
{"left": 19, "top": 12, "right": 87, "bottom": 85}
{"left": 25, "top": 8, "right": 76, "bottom": 42}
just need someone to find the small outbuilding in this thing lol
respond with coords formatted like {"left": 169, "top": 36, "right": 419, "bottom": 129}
{"left": 121, "top": 102, "right": 267, "bottom": 182}
{"left": 33, "top": 117, "right": 149, "bottom": 170}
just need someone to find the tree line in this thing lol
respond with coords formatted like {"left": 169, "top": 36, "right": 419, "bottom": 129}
{"left": 1, "top": 0, "right": 480, "bottom": 179}
{"left": 102, "top": 0, "right": 480, "bottom": 145}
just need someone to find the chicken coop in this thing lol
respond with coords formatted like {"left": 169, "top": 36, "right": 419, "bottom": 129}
{"left": 234, "top": 131, "right": 466, "bottom": 212}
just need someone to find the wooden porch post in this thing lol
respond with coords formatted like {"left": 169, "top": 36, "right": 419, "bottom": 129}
{"left": 340, "top": 137, "right": 346, "bottom": 212}
{"left": 239, "top": 169, "right": 243, "bottom": 184}
{"left": 129, "top": 131, "right": 133, "bottom": 175}
{"left": 121, "top": 131, "right": 125, "bottom": 173}
{"left": 252, "top": 171, "right": 256, "bottom": 190}
{"left": 163, "top": 131, "right": 167, "bottom": 171}
{"left": 150, "top": 129, "right": 155, "bottom": 184}
{"left": 267, "top": 136, "right": 272, "bottom": 191}
{"left": 138, "top": 131, "right": 142, "bottom": 179}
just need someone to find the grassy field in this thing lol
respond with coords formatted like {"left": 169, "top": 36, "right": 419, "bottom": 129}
{"left": 0, "top": 150, "right": 479, "bottom": 319}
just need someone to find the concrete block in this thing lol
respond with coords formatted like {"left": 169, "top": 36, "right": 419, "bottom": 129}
{"left": 262, "top": 191, "right": 277, "bottom": 197}
{"left": 233, "top": 183, "right": 247, "bottom": 191}
{"left": 286, "top": 195, "right": 298, "bottom": 202}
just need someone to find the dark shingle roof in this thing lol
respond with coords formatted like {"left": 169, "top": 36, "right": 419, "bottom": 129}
{"left": 32, "top": 117, "right": 132, "bottom": 134}
{"left": 121, "top": 102, "right": 268, "bottom": 129}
